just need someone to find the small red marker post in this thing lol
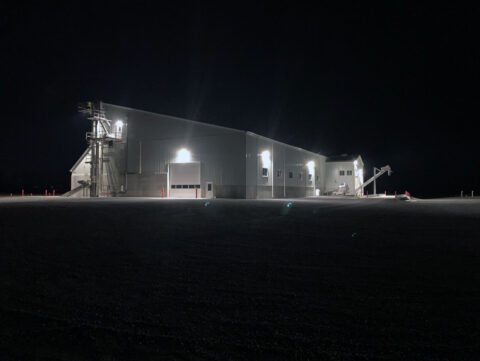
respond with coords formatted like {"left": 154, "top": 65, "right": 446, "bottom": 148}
{"left": 366, "top": 190, "right": 368, "bottom": 198}
{"left": 21, "top": 189, "right": 24, "bottom": 197}
{"left": 10, "top": 193, "right": 13, "bottom": 197}
{"left": 394, "top": 191, "right": 397, "bottom": 198}
{"left": 30, "top": 193, "right": 32, "bottom": 196}
{"left": 195, "top": 187, "right": 198, "bottom": 199}
{"left": 162, "top": 187, "right": 164, "bottom": 198}
{"left": 45, "top": 189, "right": 48, "bottom": 196}
{"left": 384, "top": 190, "right": 386, "bottom": 195}
{"left": 53, "top": 189, "right": 55, "bottom": 196}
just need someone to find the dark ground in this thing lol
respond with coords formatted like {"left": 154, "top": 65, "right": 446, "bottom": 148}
{"left": 1, "top": 197, "right": 479, "bottom": 360}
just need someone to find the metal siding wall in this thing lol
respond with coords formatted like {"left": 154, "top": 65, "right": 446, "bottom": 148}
{"left": 70, "top": 149, "right": 91, "bottom": 197}
{"left": 100, "top": 104, "right": 331, "bottom": 199}
{"left": 127, "top": 138, "right": 139, "bottom": 174}
{"left": 272, "top": 142, "right": 286, "bottom": 198}
{"left": 256, "top": 136, "right": 272, "bottom": 199}
{"left": 245, "top": 133, "right": 327, "bottom": 199}
{"left": 71, "top": 151, "right": 90, "bottom": 190}
{"left": 104, "top": 104, "right": 246, "bottom": 198}
{"left": 325, "top": 161, "right": 356, "bottom": 194}
{"left": 245, "top": 134, "right": 258, "bottom": 199}
{"left": 316, "top": 156, "right": 327, "bottom": 194}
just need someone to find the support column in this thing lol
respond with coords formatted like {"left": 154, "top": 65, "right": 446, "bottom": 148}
{"left": 90, "top": 119, "right": 99, "bottom": 197}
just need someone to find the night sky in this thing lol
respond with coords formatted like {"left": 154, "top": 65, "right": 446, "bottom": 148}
{"left": 1, "top": 3, "right": 478, "bottom": 197}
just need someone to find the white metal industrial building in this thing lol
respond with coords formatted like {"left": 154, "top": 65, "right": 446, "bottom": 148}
{"left": 68, "top": 102, "right": 367, "bottom": 198}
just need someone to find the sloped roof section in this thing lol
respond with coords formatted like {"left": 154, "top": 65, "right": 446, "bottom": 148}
{"left": 70, "top": 146, "right": 91, "bottom": 172}
{"left": 101, "top": 102, "right": 328, "bottom": 157}
{"left": 326, "top": 154, "right": 361, "bottom": 162}
{"left": 102, "top": 102, "right": 245, "bottom": 135}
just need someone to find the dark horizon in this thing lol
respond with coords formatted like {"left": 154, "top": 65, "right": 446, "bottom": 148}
{"left": 2, "top": 3, "right": 478, "bottom": 198}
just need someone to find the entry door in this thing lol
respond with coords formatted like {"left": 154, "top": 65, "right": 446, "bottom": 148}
{"left": 206, "top": 182, "right": 213, "bottom": 198}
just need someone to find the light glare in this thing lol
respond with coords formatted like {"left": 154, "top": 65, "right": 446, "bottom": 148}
{"left": 114, "top": 120, "right": 123, "bottom": 138}
{"left": 175, "top": 148, "right": 192, "bottom": 163}
{"left": 261, "top": 150, "right": 271, "bottom": 168}
{"left": 306, "top": 161, "right": 315, "bottom": 174}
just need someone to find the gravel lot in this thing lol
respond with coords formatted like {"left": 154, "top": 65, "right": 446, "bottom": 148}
{"left": 1, "top": 197, "right": 479, "bottom": 360}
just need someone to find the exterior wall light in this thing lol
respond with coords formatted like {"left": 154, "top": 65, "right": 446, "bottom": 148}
{"left": 175, "top": 148, "right": 192, "bottom": 163}
{"left": 261, "top": 150, "right": 271, "bottom": 168}
{"left": 306, "top": 161, "right": 315, "bottom": 174}
{"left": 114, "top": 120, "right": 123, "bottom": 138}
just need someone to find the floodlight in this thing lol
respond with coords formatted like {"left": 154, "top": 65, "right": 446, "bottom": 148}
{"left": 261, "top": 150, "right": 271, "bottom": 168}
{"left": 176, "top": 148, "right": 191, "bottom": 163}
{"left": 306, "top": 161, "right": 315, "bottom": 174}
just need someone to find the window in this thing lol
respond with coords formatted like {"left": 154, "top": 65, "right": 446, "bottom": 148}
{"left": 339, "top": 170, "right": 345, "bottom": 176}
{"left": 188, "top": 185, "right": 194, "bottom": 189}
{"left": 195, "top": 184, "right": 200, "bottom": 188}
{"left": 208, "top": 183, "right": 212, "bottom": 191}
{"left": 277, "top": 170, "right": 282, "bottom": 177}
{"left": 182, "top": 185, "right": 188, "bottom": 189}
{"left": 262, "top": 168, "right": 269, "bottom": 177}
{"left": 308, "top": 174, "right": 312, "bottom": 180}
{"left": 347, "top": 170, "right": 353, "bottom": 176}
{"left": 288, "top": 171, "right": 293, "bottom": 178}
{"left": 171, "top": 184, "right": 175, "bottom": 189}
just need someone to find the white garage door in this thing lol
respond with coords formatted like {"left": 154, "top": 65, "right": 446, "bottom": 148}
{"left": 169, "top": 162, "right": 201, "bottom": 198}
